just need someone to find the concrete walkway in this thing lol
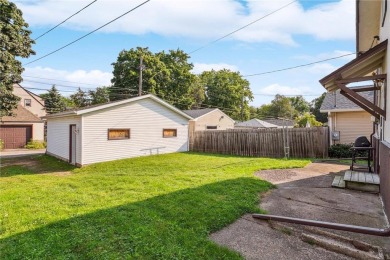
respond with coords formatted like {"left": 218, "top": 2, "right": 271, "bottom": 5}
{"left": 211, "top": 162, "right": 390, "bottom": 259}
{"left": 0, "top": 149, "right": 46, "bottom": 158}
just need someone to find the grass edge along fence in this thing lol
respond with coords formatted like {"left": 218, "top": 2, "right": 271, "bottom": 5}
{"left": 190, "top": 127, "right": 329, "bottom": 159}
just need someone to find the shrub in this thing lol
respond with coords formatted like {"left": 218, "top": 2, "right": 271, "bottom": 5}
{"left": 0, "top": 139, "right": 4, "bottom": 150}
{"left": 25, "top": 140, "right": 46, "bottom": 149}
{"left": 328, "top": 143, "right": 368, "bottom": 158}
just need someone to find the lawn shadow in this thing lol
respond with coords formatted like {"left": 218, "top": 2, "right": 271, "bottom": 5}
{"left": 0, "top": 177, "right": 272, "bottom": 259}
{"left": 0, "top": 155, "right": 75, "bottom": 177}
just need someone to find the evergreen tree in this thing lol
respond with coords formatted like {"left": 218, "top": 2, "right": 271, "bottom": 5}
{"left": 89, "top": 87, "right": 110, "bottom": 105}
{"left": 70, "top": 88, "right": 90, "bottom": 108}
{"left": 42, "top": 86, "right": 66, "bottom": 114}
{"left": 0, "top": 0, "right": 35, "bottom": 116}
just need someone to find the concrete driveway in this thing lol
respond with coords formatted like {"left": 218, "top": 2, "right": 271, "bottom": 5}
{"left": 0, "top": 149, "right": 46, "bottom": 158}
{"left": 211, "top": 162, "right": 390, "bottom": 260}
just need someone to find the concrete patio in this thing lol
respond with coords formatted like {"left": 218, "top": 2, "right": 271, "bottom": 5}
{"left": 211, "top": 162, "right": 390, "bottom": 259}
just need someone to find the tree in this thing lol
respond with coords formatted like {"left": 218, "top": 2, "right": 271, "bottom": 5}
{"left": 70, "top": 88, "right": 90, "bottom": 108}
{"left": 289, "top": 96, "right": 310, "bottom": 115}
{"left": 110, "top": 47, "right": 195, "bottom": 109}
{"left": 89, "top": 86, "right": 110, "bottom": 105}
{"left": 199, "top": 69, "right": 253, "bottom": 121}
{"left": 295, "top": 112, "right": 323, "bottom": 127}
{"left": 0, "top": 0, "right": 35, "bottom": 117}
{"left": 311, "top": 92, "right": 328, "bottom": 123}
{"left": 42, "top": 86, "right": 66, "bottom": 114}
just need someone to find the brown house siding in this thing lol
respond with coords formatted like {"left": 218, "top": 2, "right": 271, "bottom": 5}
{"left": 379, "top": 140, "right": 390, "bottom": 219}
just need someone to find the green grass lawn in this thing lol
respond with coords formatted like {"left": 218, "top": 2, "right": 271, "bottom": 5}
{"left": 0, "top": 152, "right": 310, "bottom": 259}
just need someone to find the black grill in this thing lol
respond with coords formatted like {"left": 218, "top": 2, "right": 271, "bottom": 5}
{"left": 350, "top": 136, "right": 373, "bottom": 172}
{"left": 353, "top": 136, "right": 371, "bottom": 148}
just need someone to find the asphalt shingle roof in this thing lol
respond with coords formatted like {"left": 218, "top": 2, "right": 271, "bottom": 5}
{"left": 320, "top": 87, "right": 374, "bottom": 111}
{"left": 235, "top": 119, "right": 278, "bottom": 128}
{"left": 262, "top": 119, "right": 295, "bottom": 127}
{"left": 1, "top": 105, "right": 43, "bottom": 122}
{"left": 182, "top": 108, "right": 216, "bottom": 118}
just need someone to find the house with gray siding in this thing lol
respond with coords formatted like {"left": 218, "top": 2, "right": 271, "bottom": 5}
{"left": 45, "top": 94, "right": 192, "bottom": 166}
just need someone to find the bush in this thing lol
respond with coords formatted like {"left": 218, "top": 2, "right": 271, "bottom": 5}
{"left": 25, "top": 140, "right": 46, "bottom": 149}
{"left": 328, "top": 143, "right": 368, "bottom": 158}
{"left": 0, "top": 139, "right": 4, "bottom": 150}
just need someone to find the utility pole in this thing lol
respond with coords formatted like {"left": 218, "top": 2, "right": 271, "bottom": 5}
{"left": 138, "top": 55, "right": 144, "bottom": 96}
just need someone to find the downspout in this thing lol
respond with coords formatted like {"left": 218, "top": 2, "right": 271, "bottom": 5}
{"left": 252, "top": 214, "right": 390, "bottom": 237}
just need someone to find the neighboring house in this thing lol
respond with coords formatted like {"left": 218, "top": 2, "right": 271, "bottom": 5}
{"left": 320, "top": 89, "right": 374, "bottom": 145}
{"left": 183, "top": 108, "right": 235, "bottom": 132}
{"left": 262, "top": 119, "right": 295, "bottom": 128}
{"left": 235, "top": 119, "right": 278, "bottom": 129}
{"left": 0, "top": 84, "right": 46, "bottom": 149}
{"left": 319, "top": 0, "right": 390, "bottom": 220}
{"left": 44, "top": 94, "right": 192, "bottom": 166}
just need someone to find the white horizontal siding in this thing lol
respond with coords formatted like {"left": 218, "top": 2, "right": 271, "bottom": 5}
{"left": 333, "top": 111, "right": 373, "bottom": 144}
{"left": 82, "top": 98, "right": 189, "bottom": 165}
{"left": 46, "top": 116, "right": 82, "bottom": 164}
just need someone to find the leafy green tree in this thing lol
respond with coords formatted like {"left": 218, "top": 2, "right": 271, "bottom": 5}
{"left": 257, "top": 104, "right": 273, "bottom": 119}
{"left": 288, "top": 96, "right": 310, "bottom": 115}
{"left": 268, "top": 94, "right": 295, "bottom": 119}
{"left": 70, "top": 88, "right": 90, "bottom": 108}
{"left": 199, "top": 69, "right": 253, "bottom": 121}
{"left": 89, "top": 86, "right": 109, "bottom": 105}
{"left": 189, "top": 76, "right": 205, "bottom": 109}
{"left": 0, "top": 0, "right": 35, "bottom": 116}
{"left": 295, "top": 112, "right": 323, "bottom": 127}
{"left": 42, "top": 86, "right": 66, "bottom": 114}
{"left": 110, "top": 47, "right": 195, "bottom": 109}
{"left": 310, "top": 92, "right": 328, "bottom": 123}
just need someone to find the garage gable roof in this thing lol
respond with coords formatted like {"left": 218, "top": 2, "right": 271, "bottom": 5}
{"left": 44, "top": 94, "right": 193, "bottom": 120}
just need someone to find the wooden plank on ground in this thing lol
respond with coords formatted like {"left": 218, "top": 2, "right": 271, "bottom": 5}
{"left": 372, "top": 173, "right": 380, "bottom": 184}
{"left": 351, "top": 171, "right": 359, "bottom": 182}
{"left": 365, "top": 172, "right": 374, "bottom": 184}
{"left": 358, "top": 172, "right": 366, "bottom": 183}
{"left": 344, "top": 170, "right": 352, "bottom": 181}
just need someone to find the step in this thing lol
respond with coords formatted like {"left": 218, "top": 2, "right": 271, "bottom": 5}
{"left": 332, "top": 176, "right": 346, "bottom": 188}
{"left": 343, "top": 170, "right": 379, "bottom": 193}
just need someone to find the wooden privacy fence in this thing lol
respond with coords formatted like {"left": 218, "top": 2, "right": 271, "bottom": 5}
{"left": 190, "top": 127, "right": 329, "bottom": 158}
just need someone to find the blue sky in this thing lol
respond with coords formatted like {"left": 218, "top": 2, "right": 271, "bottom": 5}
{"left": 15, "top": 0, "right": 356, "bottom": 107}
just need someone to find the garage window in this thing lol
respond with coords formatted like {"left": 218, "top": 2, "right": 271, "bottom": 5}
{"left": 163, "top": 129, "right": 177, "bottom": 138}
{"left": 108, "top": 129, "right": 130, "bottom": 140}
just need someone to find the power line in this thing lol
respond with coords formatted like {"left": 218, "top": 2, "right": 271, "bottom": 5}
{"left": 22, "top": 79, "right": 96, "bottom": 90}
{"left": 23, "top": 75, "right": 99, "bottom": 86}
{"left": 189, "top": 0, "right": 297, "bottom": 54}
{"left": 34, "top": 0, "right": 98, "bottom": 41}
{"left": 243, "top": 52, "right": 356, "bottom": 77}
{"left": 24, "top": 0, "right": 151, "bottom": 65}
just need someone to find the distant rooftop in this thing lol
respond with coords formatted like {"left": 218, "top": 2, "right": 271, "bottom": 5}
{"left": 235, "top": 119, "right": 278, "bottom": 128}
{"left": 182, "top": 108, "right": 216, "bottom": 118}
{"left": 263, "top": 119, "right": 294, "bottom": 127}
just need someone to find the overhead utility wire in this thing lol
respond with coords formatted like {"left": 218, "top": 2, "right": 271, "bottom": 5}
{"left": 34, "top": 0, "right": 98, "bottom": 41}
{"left": 24, "top": 0, "right": 151, "bottom": 65}
{"left": 23, "top": 75, "right": 98, "bottom": 86}
{"left": 243, "top": 52, "right": 356, "bottom": 77}
{"left": 189, "top": 0, "right": 297, "bottom": 54}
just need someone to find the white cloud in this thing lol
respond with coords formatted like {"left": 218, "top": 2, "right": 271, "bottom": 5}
{"left": 21, "top": 66, "right": 112, "bottom": 95}
{"left": 192, "top": 63, "right": 239, "bottom": 74}
{"left": 15, "top": 0, "right": 355, "bottom": 45}
{"left": 258, "top": 83, "right": 317, "bottom": 96}
{"left": 305, "top": 63, "right": 337, "bottom": 75}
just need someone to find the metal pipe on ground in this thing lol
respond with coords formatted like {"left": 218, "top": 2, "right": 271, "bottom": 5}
{"left": 252, "top": 214, "right": 390, "bottom": 237}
